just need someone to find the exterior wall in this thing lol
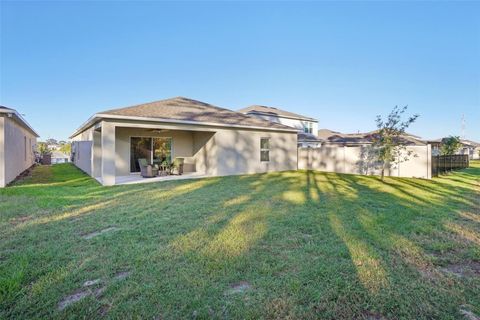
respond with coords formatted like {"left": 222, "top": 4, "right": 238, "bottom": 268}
{"left": 115, "top": 126, "right": 298, "bottom": 177}
{"left": 71, "top": 119, "right": 298, "bottom": 185}
{"left": 71, "top": 141, "right": 93, "bottom": 175}
{"left": 115, "top": 127, "right": 197, "bottom": 176}
{"left": 209, "top": 128, "right": 298, "bottom": 176}
{"left": 71, "top": 125, "right": 96, "bottom": 176}
{"left": 249, "top": 114, "right": 318, "bottom": 137}
{"left": 298, "top": 144, "right": 432, "bottom": 179}
{"left": 0, "top": 115, "right": 37, "bottom": 187}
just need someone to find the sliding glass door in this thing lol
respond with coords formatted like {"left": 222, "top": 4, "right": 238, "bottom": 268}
{"left": 152, "top": 138, "right": 172, "bottom": 166}
{"left": 130, "top": 137, "right": 172, "bottom": 173}
{"left": 130, "top": 137, "right": 152, "bottom": 172}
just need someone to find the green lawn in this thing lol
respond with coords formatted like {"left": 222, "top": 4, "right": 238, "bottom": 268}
{"left": 1, "top": 162, "right": 479, "bottom": 319}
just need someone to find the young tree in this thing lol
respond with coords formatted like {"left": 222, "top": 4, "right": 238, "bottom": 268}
{"left": 36, "top": 142, "right": 50, "bottom": 155}
{"left": 440, "top": 136, "right": 461, "bottom": 155}
{"left": 59, "top": 142, "right": 71, "bottom": 155}
{"left": 372, "top": 106, "right": 419, "bottom": 181}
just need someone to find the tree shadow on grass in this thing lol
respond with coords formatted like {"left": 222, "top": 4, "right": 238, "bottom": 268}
{"left": 1, "top": 164, "right": 479, "bottom": 319}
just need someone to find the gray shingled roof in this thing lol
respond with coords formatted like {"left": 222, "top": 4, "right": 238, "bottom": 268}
{"left": 99, "top": 97, "right": 295, "bottom": 131}
{"left": 318, "top": 128, "right": 426, "bottom": 146}
{"left": 238, "top": 105, "right": 317, "bottom": 122}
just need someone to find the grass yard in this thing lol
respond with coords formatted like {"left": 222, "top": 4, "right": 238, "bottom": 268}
{"left": 1, "top": 162, "right": 479, "bottom": 319}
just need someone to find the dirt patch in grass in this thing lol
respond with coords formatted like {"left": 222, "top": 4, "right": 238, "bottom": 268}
{"left": 58, "top": 281, "right": 106, "bottom": 310}
{"left": 362, "top": 310, "right": 388, "bottom": 320}
{"left": 114, "top": 271, "right": 131, "bottom": 281}
{"left": 225, "top": 281, "right": 252, "bottom": 295}
{"left": 7, "top": 164, "right": 36, "bottom": 186}
{"left": 9, "top": 216, "right": 33, "bottom": 226}
{"left": 441, "top": 261, "right": 480, "bottom": 278}
{"left": 82, "top": 227, "right": 119, "bottom": 239}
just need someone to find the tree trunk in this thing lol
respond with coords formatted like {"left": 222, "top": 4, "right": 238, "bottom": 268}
{"left": 381, "top": 164, "right": 385, "bottom": 181}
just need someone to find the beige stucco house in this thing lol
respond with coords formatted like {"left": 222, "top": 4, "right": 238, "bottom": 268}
{"left": 239, "top": 105, "right": 321, "bottom": 147}
{"left": 0, "top": 106, "right": 39, "bottom": 187}
{"left": 70, "top": 97, "right": 298, "bottom": 186}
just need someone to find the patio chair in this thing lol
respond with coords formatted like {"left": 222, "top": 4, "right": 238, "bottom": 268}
{"left": 138, "top": 158, "right": 159, "bottom": 178}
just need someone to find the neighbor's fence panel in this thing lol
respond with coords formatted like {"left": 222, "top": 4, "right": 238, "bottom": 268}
{"left": 431, "top": 155, "right": 469, "bottom": 177}
{"left": 298, "top": 144, "right": 432, "bottom": 179}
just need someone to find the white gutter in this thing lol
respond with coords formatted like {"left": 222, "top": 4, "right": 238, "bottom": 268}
{"left": 0, "top": 107, "right": 40, "bottom": 137}
{"left": 70, "top": 113, "right": 298, "bottom": 138}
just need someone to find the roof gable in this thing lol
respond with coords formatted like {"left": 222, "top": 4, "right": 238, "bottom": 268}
{"left": 100, "top": 97, "right": 295, "bottom": 130}
{"left": 238, "top": 105, "right": 317, "bottom": 122}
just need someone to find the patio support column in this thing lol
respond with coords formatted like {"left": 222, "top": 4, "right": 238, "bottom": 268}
{"left": 91, "top": 130, "right": 101, "bottom": 178}
{"left": 101, "top": 121, "right": 116, "bottom": 186}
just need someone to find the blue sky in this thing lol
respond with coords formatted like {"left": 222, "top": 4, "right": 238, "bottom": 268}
{"left": 1, "top": 1, "right": 479, "bottom": 141}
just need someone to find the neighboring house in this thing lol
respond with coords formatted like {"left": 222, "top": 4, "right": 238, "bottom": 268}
{"left": 318, "top": 129, "right": 427, "bottom": 146}
{"left": 428, "top": 138, "right": 480, "bottom": 159}
{"left": 299, "top": 128, "right": 432, "bottom": 179}
{"left": 238, "top": 105, "right": 321, "bottom": 147}
{"left": 0, "top": 106, "right": 39, "bottom": 187}
{"left": 460, "top": 139, "right": 480, "bottom": 160}
{"left": 70, "top": 97, "right": 298, "bottom": 186}
{"left": 51, "top": 151, "right": 70, "bottom": 164}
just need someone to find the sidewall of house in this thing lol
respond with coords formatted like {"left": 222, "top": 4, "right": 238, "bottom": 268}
{"left": 1, "top": 115, "right": 37, "bottom": 186}
{"left": 71, "top": 126, "right": 95, "bottom": 176}
{"left": 212, "top": 128, "right": 298, "bottom": 176}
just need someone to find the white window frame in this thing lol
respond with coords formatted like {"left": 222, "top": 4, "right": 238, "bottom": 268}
{"left": 260, "top": 137, "right": 270, "bottom": 162}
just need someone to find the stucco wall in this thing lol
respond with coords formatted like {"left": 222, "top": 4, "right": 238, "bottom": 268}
{"left": 71, "top": 119, "right": 298, "bottom": 184}
{"left": 72, "top": 141, "right": 93, "bottom": 175}
{"left": 71, "top": 126, "right": 95, "bottom": 176}
{"left": 0, "top": 115, "right": 37, "bottom": 187}
{"left": 115, "top": 127, "right": 198, "bottom": 176}
{"left": 115, "top": 126, "right": 297, "bottom": 176}
{"left": 210, "top": 128, "right": 298, "bottom": 176}
{"left": 298, "top": 144, "right": 432, "bottom": 179}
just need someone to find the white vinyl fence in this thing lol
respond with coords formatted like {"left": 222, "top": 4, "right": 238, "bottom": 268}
{"left": 298, "top": 144, "right": 432, "bottom": 179}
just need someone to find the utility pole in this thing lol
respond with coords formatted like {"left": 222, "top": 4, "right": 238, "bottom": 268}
{"left": 461, "top": 114, "right": 466, "bottom": 139}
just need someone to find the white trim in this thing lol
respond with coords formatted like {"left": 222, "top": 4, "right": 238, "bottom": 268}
{"left": 260, "top": 137, "right": 270, "bottom": 162}
{"left": 0, "top": 107, "right": 39, "bottom": 137}
{"left": 70, "top": 113, "right": 298, "bottom": 138}
{"left": 245, "top": 110, "right": 318, "bottom": 123}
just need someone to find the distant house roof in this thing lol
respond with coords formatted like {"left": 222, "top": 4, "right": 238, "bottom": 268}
{"left": 461, "top": 139, "right": 480, "bottom": 147}
{"left": 238, "top": 105, "right": 317, "bottom": 122}
{"left": 298, "top": 132, "right": 322, "bottom": 142}
{"left": 318, "top": 128, "right": 426, "bottom": 146}
{"left": 428, "top": 138, "right": 480, "bottom": 147}
{"left": 0, "top": 106, "right": 39, "bottom": 137}
{"left": 71, "top": 97, "right": 297, "bottom": 138}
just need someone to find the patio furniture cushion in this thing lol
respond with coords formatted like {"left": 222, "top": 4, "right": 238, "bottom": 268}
{"left": 138, "top": 158, "right": 159, "bottom": 178}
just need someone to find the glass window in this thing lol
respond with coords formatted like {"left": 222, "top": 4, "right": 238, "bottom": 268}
{"left": 260, "top": 138, "right": 270, "bottom": 162}
{"left": 130, "top": 137, "right": 173, "bottom": 172}
{"left": 303, "top": 122, "right": 313, "bottom": 134}
{"left": 153, "top": 137, "right": 172, "bottom": 166}
{"left": 130, "top": 137, "right": 152, "bottom": 172}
